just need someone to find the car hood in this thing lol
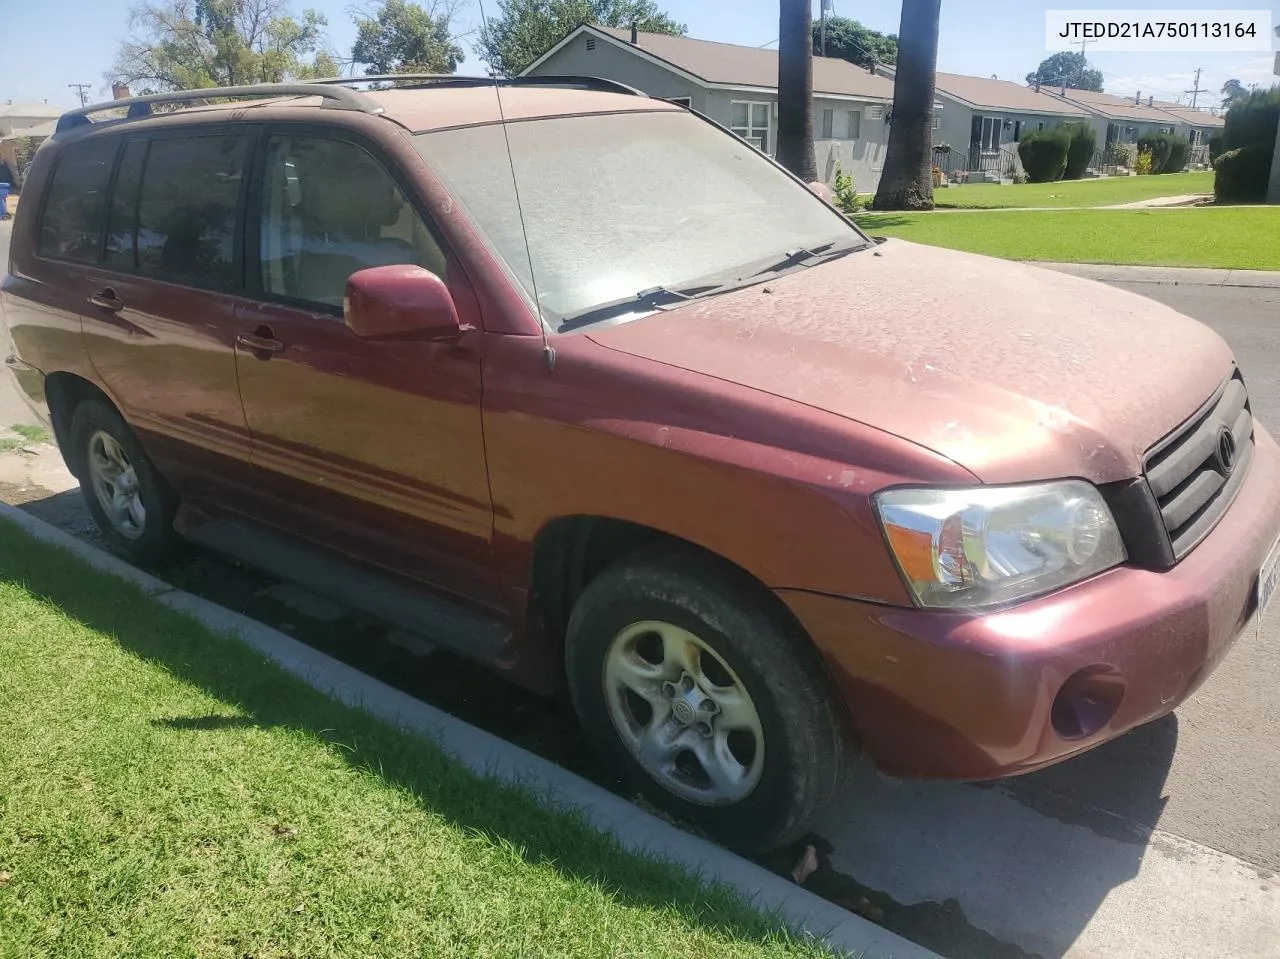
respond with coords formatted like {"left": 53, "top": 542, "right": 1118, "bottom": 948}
{"left": 586, "top": 240, "right": 1233, "bottom": 484}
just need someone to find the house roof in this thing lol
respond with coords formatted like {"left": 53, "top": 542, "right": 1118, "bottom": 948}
{"left": 1049, "top": 88, "right": 1180, "bottom": 123}
{"left": 0, "top": 118, "right": 58, "bottom": 141}
{"left": 928, "top": 71, "right": 1089, "bottom": 117}
{"left": 0, "top": 101, "right": 62, "bottom": 121}
{"left": 1152, "top": 100, "right": 1225, "bottom": 128}
{"left": 533, "top": 25, "right": 896, "bottom": 102}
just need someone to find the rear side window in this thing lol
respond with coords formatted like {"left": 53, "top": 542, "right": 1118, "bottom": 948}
{"left": 135, "top": 135, "right": 248, "bottom": 289}
{"left": 37, "top": 137, "right": 118, "bottom": 263}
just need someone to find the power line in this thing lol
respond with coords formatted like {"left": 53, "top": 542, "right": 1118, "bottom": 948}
{"left": 68, "top": 83, "right": 91, "bottom": 106}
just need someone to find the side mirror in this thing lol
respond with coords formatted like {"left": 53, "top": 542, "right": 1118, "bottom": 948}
{"left": 807, "top": 180, "right": 832, "bottom": 203}
{"left": 344, "top": 265, "right": 461, "bottom": 341}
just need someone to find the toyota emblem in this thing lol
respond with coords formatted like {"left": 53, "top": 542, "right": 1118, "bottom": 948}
{"left": 1216, "top": 427, "right": 1237, "bottom": 475}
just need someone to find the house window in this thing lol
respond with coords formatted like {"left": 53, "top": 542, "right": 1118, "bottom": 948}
{"left": 869, "top": 105, "right": 885, "bottom": 120}
{"left": 1013, "top": 120, "right": 1024, "bottom": 141}
{"left": 980, "top": 116, "right": 1002, "bottom": 152}
{"left": 730, "top": 100, "right": 771, "bottom": 152}
{"left": 820, "top": 109, "right": 861, "bottom": 139}
{"left": 932, "top": 115, "right": 942, "bottom": 132}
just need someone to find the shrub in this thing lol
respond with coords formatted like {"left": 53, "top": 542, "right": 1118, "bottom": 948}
{"left": 1017, "top": 128, "right": 1070, "bottom": 183}
{"left": 1222, "top": 88, "right": 1280, "bottom": 153}
{"left": 1135, "top": 149, "right": 1154, "bottom": 175}
{"left": 832, "top": 161, "right": 860, "bottom": 215}
{"left": 1062, "top": 123, "right": 1098, "bottom": 180}
{"left": 1208, "top": 133, "right": 1224, "bottom": 163}
{"left": 1105, "top": 141, "right": 1137, "bottom": 168}
{"left": 1137, "top": 133, "right": 1173, "bottom": 172}
{"left": 1163, "top": 135, "right": 1191, "bottom": 173}
{"left": 1213, "top": 146, "right": 1273, "bottom": 203}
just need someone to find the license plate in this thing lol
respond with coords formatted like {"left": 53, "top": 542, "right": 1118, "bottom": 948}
{"left": 1259, "top": 536, "right": 1280, "bottom": 621}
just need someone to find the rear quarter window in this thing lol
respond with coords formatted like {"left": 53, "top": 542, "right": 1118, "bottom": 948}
{"left": 37, "top": 137, "right": 119, "bottom": 263}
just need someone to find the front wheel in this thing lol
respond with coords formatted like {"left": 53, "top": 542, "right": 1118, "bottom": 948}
{"left": 565, "top": 551, "right": 849, "bottom": 853}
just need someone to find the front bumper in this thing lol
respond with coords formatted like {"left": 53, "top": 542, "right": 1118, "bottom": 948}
{"left": 780, "top": 424, "right": 1280, "bottom": 780}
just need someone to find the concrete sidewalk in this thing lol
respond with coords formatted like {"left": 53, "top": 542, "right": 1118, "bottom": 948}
{"left": 1033, "top": 261, "right": 1280, "bottom": 289}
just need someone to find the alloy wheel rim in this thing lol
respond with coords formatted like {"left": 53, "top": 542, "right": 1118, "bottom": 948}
{"left": 602, "top": 620, "right": 766, "bottom": 806}
{"left": 87, "top": 431, "right": 146, "bottom": 541}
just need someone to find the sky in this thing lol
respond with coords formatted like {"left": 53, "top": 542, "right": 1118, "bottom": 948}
{"left": 1, "top": 0, "right": 1277, "bottom": 110}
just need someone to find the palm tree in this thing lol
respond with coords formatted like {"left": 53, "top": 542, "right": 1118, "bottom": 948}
{"left": 775, "top": 0, "right": 816, "bottom": 181}
{"left": 872, "top": 0, "right": 941, "bottom": 210}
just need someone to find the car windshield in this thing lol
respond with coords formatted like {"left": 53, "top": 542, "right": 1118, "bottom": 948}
{"left": 413, "top": 109, "right": 866, "bottom": 331}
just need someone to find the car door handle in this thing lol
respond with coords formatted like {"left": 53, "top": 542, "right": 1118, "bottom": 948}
{"left": 88, "top": 289, "right": 124, "bottom": 312}
{"left": 236, "top": 332, "right": 285, "bottom": 354}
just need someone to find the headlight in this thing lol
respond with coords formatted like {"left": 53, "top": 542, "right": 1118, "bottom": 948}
{"left": 875, "top": 481, "right": 1126, "bottom": 610}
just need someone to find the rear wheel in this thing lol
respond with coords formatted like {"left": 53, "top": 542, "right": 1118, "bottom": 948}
{"left": 565, "top": 551, "right": 849, "bottom": 853}
{"left": 71, "top": 399, "right": 179, "bottom": 567}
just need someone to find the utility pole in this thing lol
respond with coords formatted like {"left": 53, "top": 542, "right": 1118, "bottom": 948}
{"left": 1185, "top": 68, "right": 1205, "bottom": 109}
{"left": 819, "top": 0, "right": 832, "bottom": 56}
{"left": 1063, "top": 37, "right": 1091, "bottom": 94}
{"left": 67, "top": 83, "right": 91, "bottom": 106}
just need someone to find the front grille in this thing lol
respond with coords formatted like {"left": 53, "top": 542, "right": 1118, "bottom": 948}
{"left": 1144, "top": 369, "right": 1254, "bottom": 559}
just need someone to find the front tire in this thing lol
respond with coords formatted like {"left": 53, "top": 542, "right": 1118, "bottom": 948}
{"left": 565, "top": 550, "right": 849, "bottom": 853}
{"left": 71, "top": 399, "right": 179, "bottom": 567}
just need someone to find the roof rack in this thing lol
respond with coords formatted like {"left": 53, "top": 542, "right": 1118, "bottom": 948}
{"left": 55, "top": 83, "right": 381, "bottom": 133}
{"left": 312, "top": 74, "right": 648, "bottom": 98}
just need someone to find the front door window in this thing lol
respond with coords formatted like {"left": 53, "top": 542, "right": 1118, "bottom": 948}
{"left": 980, "top": 116, "right": 1002, "bottom": 153}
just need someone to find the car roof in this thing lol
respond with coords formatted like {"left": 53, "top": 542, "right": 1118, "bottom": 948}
{"left": 46, "top": 80, "right": 685, "bottom": 142}
{"left": 367, "top": 85, "right": 682, "bottom": 133}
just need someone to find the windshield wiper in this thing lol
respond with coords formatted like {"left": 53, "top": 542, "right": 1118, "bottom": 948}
{"left": 746, "top": 240, "right": 864, "bottom": 278}
{"left": 558, "top": 283, "right": 715, "bottom": 331}
{"left": 558, "top": 241, "right": 867, "bottom": 331}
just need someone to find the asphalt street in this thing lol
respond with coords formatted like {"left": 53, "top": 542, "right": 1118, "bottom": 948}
{"left": 2, "top": 216, "right": 1279, "bottom": 957}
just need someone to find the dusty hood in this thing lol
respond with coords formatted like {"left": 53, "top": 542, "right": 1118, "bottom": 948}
{"left": 587, "top": 240, "right": 1233, "bottom": 484}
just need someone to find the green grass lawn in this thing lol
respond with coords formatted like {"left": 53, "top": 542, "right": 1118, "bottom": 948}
{"left": 853, "top": 207, "right": 1280, "bottom": 271}
{"left": 932, "top": 171, "right": 1215, "bottom": 209}
{"left": 0, "top": 424, "right": 50, "bottom": 453}
{"left": 0, "top": 518, "right": 832, "bottom": 959}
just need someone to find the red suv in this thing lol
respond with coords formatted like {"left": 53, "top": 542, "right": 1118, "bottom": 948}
{"left": 5, "top": 78, "right": 1280, "bottom": 852}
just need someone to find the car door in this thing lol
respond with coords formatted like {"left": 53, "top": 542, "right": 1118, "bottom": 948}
{"left": 81, "top": 127, "right": 256, "bottom": 504}
{"left": 234, "top": 128, "right": 495, "bottom": 605}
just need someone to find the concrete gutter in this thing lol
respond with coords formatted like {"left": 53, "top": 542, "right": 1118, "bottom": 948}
{"left": 1032, "top": 261, "right": 1280, "bottom": 289}
{"left": 0, "top": 500, "right": 940, "bottom": 959}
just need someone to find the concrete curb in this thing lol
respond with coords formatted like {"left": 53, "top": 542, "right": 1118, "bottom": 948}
{"left": 1032, "top": 261, "right": 1280, "bottom": 289}
{"left": 0, "top": 500, "right": 940, "bottom": 959}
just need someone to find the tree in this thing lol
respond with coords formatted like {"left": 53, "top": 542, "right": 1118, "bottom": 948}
{"left": 351, "top": 0, "right": 463, "bottom": 75}
{"left": 1221, "top": 79, "right": 1248, "bottom": 108}
{"left": 872, "top": 0, "right": 940, "bottom": 210}
{"left": 813, "top": 15, "right": 896, "bottom": 69}
{"left": 475, "top": 0, "right": 684, "bottom": 78}
{"left": 1025, "top": 51, "right": 1103, "bottom": 93}
{"left": 776, "top": 0, "right": 816, "bottom": 181}
{"left": 109, "top": 0, "right": 334, "bottom": 91}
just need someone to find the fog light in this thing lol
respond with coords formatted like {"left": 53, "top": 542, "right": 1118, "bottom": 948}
{"left": 1051, "top": 666, "right": 1125, "bottom": 740}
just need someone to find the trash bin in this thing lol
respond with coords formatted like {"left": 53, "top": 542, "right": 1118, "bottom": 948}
{"left": 0, "top": 182, "right": 10, "bottom": 220}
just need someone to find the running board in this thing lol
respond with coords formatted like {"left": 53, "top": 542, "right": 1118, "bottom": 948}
{"left": 180, "top": 514, "right": 512, "bottom": 661}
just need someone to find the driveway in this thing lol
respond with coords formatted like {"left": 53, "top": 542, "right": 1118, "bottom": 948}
{"left": 2, "top": 213, "right": 1278, "bottom": 959}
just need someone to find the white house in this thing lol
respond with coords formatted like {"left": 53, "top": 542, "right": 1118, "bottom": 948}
{"left": 521, "top": 24, "right": 898, "bottom": 192}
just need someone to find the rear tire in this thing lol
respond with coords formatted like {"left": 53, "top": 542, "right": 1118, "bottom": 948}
{"left": 565, "top": 550, "right": 849, "bottom": 853}
{"left": 70, "top": 399, "right": 180, "bottom": 568}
